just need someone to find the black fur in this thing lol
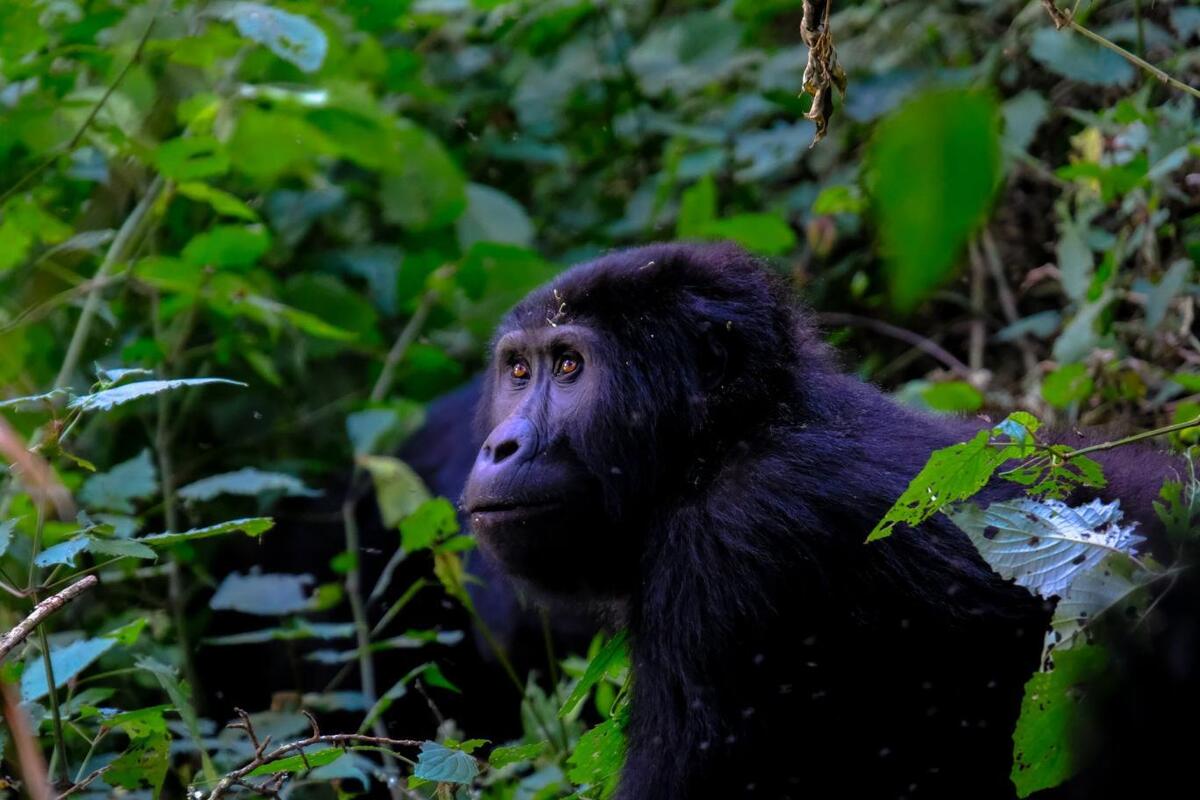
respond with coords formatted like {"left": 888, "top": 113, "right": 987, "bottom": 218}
{"left": 447, "top": 242, "right": 1183, "bottom": 799}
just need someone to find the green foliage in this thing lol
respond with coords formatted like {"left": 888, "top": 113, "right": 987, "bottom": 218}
{"left": 867, "top": 89, "right": 1001, "bottom": 313}
{"left": 1011, "top": 645, "right": 1109, "bottom": 798}
{"left": 867, "top": 412, "right": 1039, "bottom": 541}
{"left": 1, "top": 0, "right": 1197, "bottom": 795}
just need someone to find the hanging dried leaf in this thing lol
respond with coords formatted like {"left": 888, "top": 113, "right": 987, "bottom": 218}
{"left": 800, "top": 0, "right": 848, "bottom": 147}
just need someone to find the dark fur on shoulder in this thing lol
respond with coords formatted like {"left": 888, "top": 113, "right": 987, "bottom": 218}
{"left": 456, "top": 242, "right": 1185, "bottom": 799}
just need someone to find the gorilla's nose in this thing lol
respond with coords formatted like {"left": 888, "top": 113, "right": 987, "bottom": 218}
{"left": 479, "top": 416, "right": 536, "bottom": 467}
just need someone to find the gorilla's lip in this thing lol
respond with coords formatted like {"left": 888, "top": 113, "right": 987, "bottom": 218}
{"left": 466, "top": 498, "right": 565, "bottom": 518}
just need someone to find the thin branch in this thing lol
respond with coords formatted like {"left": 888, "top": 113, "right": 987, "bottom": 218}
{"left": 204, "top": 709, "right": 425, "bottom": 800}
{"left": 1040, "top": 1, "right": 1200, "bottom": 101}
{"left": 1061, "top": 414, "right": 1200, "bottom": 459}
{"left": 54, "top": 175, "right": 166, "bottom": 389}
{"left": 370, "top": 292, "right": 436, "bottom": 404}
{"left": 815, "top": 312, "right": 973, "bottom": 378}
{"left": 56, "top": 766, "right": 110, "bottom": 800}
{"left": 0, "top": 576, "right": 98, "bottom": 661}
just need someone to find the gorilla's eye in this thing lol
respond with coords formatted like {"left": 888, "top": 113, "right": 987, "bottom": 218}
{"left": 555, "top": 354, "right": 582, "bottom": 377}
{"left": 510, "top": 359, "right": 530, "bottom": 381}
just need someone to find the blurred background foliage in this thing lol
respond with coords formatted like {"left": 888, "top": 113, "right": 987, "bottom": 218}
{"left": 0, "top": 0, "right": 1198, "bottom": 797}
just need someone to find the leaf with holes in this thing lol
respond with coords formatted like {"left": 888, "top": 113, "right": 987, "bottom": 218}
{"left": 944, "top": 497, "right": 1144, "bottom": 599}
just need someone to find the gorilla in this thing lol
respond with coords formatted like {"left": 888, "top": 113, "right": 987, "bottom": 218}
{"left": 441, "top": 242, "right": 1185, "bottom": 799}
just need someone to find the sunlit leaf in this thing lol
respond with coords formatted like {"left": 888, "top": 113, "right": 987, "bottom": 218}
{"left": 216, "top": 2, "right": 328, "bottom": 72}
{"left": 140, "top": 517, "right": 274, "bottom": 546}
{"left": 69, "top": 379, "right": 247, "bottom": 412}
{"left": 944, "top": 497, "right": 1144, "bottom": 599}
{"left": 21, "top": 637, "right": 117, "bottom": 702}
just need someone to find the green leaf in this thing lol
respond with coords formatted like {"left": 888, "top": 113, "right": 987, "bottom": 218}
{"left": 107, "top": 729, "right": 170, "bottom": 794}
{"left": 566, "top": 706, "right": 627, "bottom": 796}
{"left": 216, "top": 2, "right": 328, "bottom": 72}
{"left": 456, "top": 183, "right": 535, "bottom": 250}
{"left": 136, "top": 657, "right": 219, "bottom": 784}
{"left": 413, "top": 741, "right": 479, "bottom": 785}
{"left": 21, "top": 637, "right": 117, "bottom": 702}
{"left": 178, "top": 469, "right": 319, "bottom": 502}
{"left": 1055, "top": 216, "right": 1093, "bottom": 304}
{"left": 154, "top": 136, "right": 229, "bottom": 181}
{"left": 248, "top": 747, "right": 344, "bottom": 776}
{"left": 1011, "top": 645, "right": 1108, "bottom": 797}
{"left": 560, "top": 631, "right": 629, "bottom": 719}
{"left": 1045, "top": 554, "right": 1151, "bottom": 663}
{"left": 400, "top": 498, "right": 459, "bottom": 552}
{"left": 1144, "top": 259, "right": 1192, "bottom": 330}
{"left": 176, "top": 182, "right": 260, "bottom": 222}
{"left": 210, "top": 571, "right": 314, "bottom": 615}
{"left": 139, "top": 517, "right": 274, "bottom": 546}
{"left": 921, "top": 381, "right": 983, "bottom": 413}
{"left": 696, "top": 214, "right": 796, "bottom": 256}
{"left": 1029, "top": 27, "right": 1135, "bottom": 87}
{"left": 358, "top": 456, "right": 432, "bottom": 528}
{"left": 944, "top": 498, "right": 1144, "bottom": 599}
{"left": 867, "top": 413, "right": 1039, "bottom": 542}
{"left": 182, "top": 225, "right": 271, "bottom": 269}
{"left": 867, "top": 89, "right": 1001, "bottom": 313}
{"left": 1052, "top": 289, "right": 1116, "bottom": 364}
{"left": 677, "top": 176, "right": 717, "bottom": 238}
{"left": 229, "top": 107, "right": 334, "bottom": 181}
{"left": 80, "top": 449, "right": 157, "bottom": 513}
{"left": 379, "top": 121, "right": 467, "bottom": 231}
{"left": 1042, "top": 364, "right": 1093, "bottom": 409}
{"left": 1001, "top": 90, "right": 1049, "bottom": 157}
{"left": 35, "top": 534, "right": 157, "bottom": 567}
{"left": 489, "top": 741, "right": 549, "bottom": 769}
{"left": 69, "top": 379, "right": 247, "bottom": 413}
{"left": 812, "top": 184, "right": 866, "bottom": 215}
{"left": 0, "top": 519, "right": 15, "bottom": 558}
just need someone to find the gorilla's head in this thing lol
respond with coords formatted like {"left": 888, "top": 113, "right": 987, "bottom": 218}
{"left": 461, "top": 243, "right": 823, "bottom": 600}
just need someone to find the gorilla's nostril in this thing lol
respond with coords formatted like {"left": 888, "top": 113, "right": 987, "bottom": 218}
{"left": 493, "top": 438, "right": 520, "bottom": 463}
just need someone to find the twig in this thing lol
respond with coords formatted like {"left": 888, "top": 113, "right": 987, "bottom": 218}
{"left": 815, "top": 312, "right": 973, "bottom": 378}
{"left": 370, "top": 292, "right": 436, "bottom": 404}
{"left": 204, "top": 709, "right": 425, "bottom": 800}
{"left": 54, "top": 175, "right": 166, "bottom": 389}
{"left": 979, "top": 229, "right": 1039, "bottom": 379}
{"left": 56, "top": 766, "right": 109, "bottom": 800}
{"left": 1039, "top": 1, "right": 1200, "bottom": 101}
{"left": 0, "top": 576, "right": 98, "bottom": 661}
{"left": 1060, "top": 414, "right": 1200, "bottom": 459}
{"left": 967, "top": 240, "right": 986, "bottom": 372}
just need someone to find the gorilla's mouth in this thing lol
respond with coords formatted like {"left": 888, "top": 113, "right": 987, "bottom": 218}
{"left": 467, "top": 498, "right": 565, "bottom": 522}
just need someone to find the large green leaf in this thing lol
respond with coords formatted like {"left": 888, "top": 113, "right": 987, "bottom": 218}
{"left": 559, "top": 631, "right": 629, "bottom": 719}
{"left": 1011, "top": 645, "right": 1108, "bottom": 797}
{"left": 379, "top": 121, "right": 467, "bottom": 231}
{"left": 867, "top": 89, "right": 1001, "bottom": 313}
{"left": 1029, "top": 27, "right": 1134, "bottom": 87}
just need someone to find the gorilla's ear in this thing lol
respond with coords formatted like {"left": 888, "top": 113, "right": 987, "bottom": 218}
{"left": 697, "top": 319, "right": 733, "bottom": 391}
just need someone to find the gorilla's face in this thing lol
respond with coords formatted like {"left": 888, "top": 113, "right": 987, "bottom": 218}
{"left": 462, "top": 323, "right": 632, "bottom": 599}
